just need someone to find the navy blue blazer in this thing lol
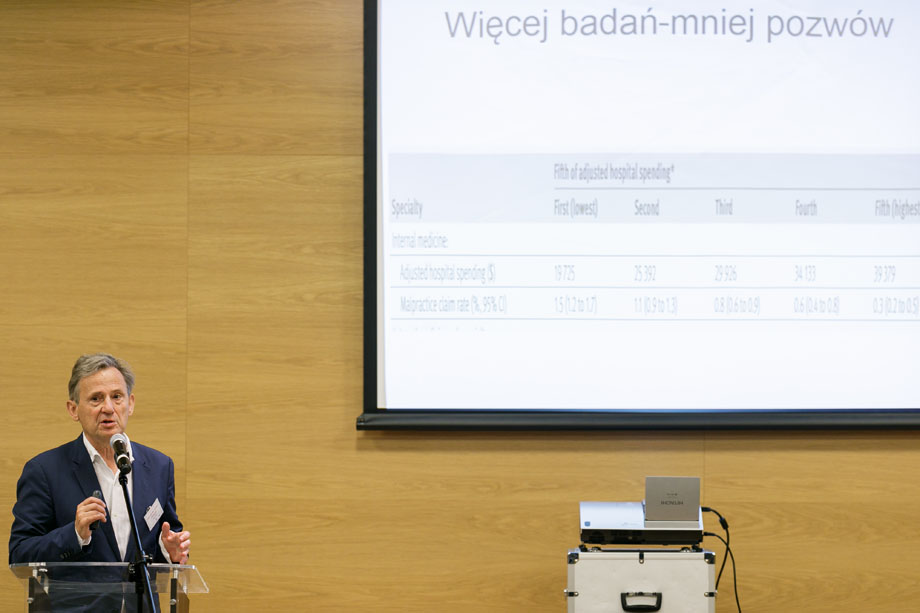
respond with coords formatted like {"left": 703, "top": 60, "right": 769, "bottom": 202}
{"left": 9, "top": 435, "right": 182, "bottom": 566}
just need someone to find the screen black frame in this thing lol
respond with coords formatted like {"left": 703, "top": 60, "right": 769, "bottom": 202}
{"left": 357, "top": 0, "right": 920, "bottom": 431}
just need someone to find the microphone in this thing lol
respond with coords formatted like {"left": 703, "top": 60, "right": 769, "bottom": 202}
{"left": 90, "top": 489, "right": 103, "bottom": 531}
{"left": 109, "top": 433, "right": 132, "bottom": 474}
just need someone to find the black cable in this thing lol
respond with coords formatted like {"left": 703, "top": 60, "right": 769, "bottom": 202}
{"left": 703, "top": 531, "right": 741, "bottom": 613}
{"left": 701, "top": 506, "right": 730, "bottom": 588}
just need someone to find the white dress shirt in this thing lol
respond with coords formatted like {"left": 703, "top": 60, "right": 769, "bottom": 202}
{"left": 76, "top": 433, "right": 171, "bottom": 562}
{"left": 78, "top": 433, "right": 133, "bottom": 560}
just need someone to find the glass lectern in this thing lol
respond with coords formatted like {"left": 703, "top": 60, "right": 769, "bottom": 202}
{"left": 10, "top": 562, "right": 208, "bottom": 612}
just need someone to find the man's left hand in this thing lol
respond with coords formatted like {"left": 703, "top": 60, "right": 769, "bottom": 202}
{"left": 160, "top": 522, "right": 191, "bottom": 564}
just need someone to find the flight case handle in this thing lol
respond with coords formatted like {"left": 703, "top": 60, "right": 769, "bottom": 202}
{"left": 620, "top": 591, "right": 662, "bottom": 612}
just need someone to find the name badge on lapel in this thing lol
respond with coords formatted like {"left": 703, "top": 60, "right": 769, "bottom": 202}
{"left": 144, "top": 498, "right": 164, "bottom": 531}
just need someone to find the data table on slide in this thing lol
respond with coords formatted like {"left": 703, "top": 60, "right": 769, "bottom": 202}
{"left": 384, "top": 153, "right": 920, "bottom": 324}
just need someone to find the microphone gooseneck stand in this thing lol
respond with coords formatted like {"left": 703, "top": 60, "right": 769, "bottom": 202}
{"left": 117, "top": 464, "right": 158, "bottom": 613}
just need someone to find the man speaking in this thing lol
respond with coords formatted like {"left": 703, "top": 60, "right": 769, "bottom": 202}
{"left": 9, "top": 353, "right": 190, "bottom": 571}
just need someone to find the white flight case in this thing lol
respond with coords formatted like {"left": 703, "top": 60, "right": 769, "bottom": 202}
{"left": 565, "top": 548, "right": 716, "bottom": 612}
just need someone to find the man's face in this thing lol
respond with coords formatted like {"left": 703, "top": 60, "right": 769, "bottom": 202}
{"left": 66, "top": 367, "right": 134, "bottom": 448}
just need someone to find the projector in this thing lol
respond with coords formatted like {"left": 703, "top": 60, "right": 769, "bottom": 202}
{"left": 579, "top": 501, "right": 703, "bottom": 546}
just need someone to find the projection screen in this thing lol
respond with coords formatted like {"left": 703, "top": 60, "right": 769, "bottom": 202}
{"left": 358, "top": 0, "right": 920, "bottom": 429}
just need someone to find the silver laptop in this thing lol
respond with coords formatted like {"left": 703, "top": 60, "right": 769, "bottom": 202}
{"left": 644, "top": 476, "right": 700, "bottom": 522}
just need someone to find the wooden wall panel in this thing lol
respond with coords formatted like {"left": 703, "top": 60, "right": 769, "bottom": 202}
{"left": 0, "top": 153, "right": 189, "bottom": 462}
{"left": 186, "top": 153, "right": 362, "bottom": 610}
{"left": 190, "top": 0, "right": 362, "bottom": 155}
{"left": 1, "top": 1, "right": 918, "bottom": 612}
{"left": 0, "top": 1, "right": 188, "bottom": 154}
{"left": 704, "top": 431, "right": 920, "bottom": 610}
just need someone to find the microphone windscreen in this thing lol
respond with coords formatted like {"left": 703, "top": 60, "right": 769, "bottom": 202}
{"left": 109, "top": 432, "right": 128, "bottom": 451}
{"left": 109, "top": 433, "right": 132, "bottom": 474}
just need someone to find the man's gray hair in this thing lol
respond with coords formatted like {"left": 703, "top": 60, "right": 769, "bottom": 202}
{"left": 68, "top": 353, "right": 135, "bottom": 402}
